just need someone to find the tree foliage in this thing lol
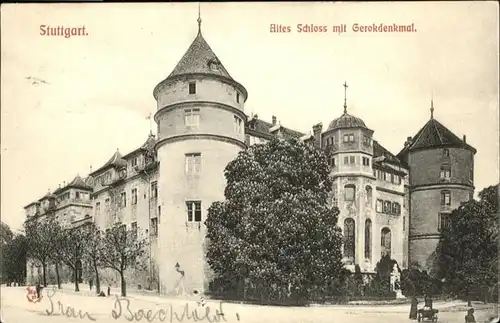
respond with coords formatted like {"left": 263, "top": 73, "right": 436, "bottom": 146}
{"left": 2, "top": 231, "right": 28, "bottom": 284}
{"left": 435, "top": 184, "right": 499, "bottom": 302}
{"left": 58, "top": 223, "right": 89, "bottom": 292}
{"left": 99, "top": 223, "right": 148, "bottom": 296}
{"left": 206, "top": 138, "right": 344, "bottom": 302}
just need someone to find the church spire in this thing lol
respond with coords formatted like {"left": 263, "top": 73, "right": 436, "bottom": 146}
{"left": 343, "top": 81, "right": 348, "bottom": 114}
{"left": 197, "top": 3, "right": 202, "bottom": 34}
{"left": 430, "top": 98, "right": 434, "bottom": 120}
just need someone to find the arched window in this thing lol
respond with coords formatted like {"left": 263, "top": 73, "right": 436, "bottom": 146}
{"left": 365, "top": 186, "right": 373, "bottom": 206}
{"left": 365, "top": 219, "right": 372, "bottom": 260}
{"left": 381, "top": 227, "right": 391, "bottom": 257}
{"left": 344, "top": 184, "right": 356, "bottom": 201}
{"left": 344, "top": 218, "right": 355, "bottom": 260}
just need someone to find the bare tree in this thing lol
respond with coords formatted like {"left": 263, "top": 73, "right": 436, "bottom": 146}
{"left": 58, "top": 224, "right": 90, "bottom": 292}
{"left": 99, "top": 223, "right": 148, "bottom": 296}
{"left": 82, "top": 223, "right": 104, "bottom": 294}
{"left": 24, "top": 216, "right": 60, "bottom": 286}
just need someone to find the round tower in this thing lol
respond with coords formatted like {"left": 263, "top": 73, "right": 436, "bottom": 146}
{"left": 323, "top": 82, "right": 375, "bottom": 271}
{"left": 399, "top": 102, "right": 476, "bottom": 271}
{"left": 153, "top": 17, "right": 247, "bottom": 294}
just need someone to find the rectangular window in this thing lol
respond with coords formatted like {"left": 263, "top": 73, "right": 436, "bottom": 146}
{"left": 443, "top": 149, "right": 449, "bottom": 157}
{"left": 403, "top": 216, "right": 406, "bottom": 231}
{"left": 344, "top": 186, "right": 355, "bottom": 201}
{"left": 234, "top": 116, "right": 242, "bottom": 133}
{"left": 344, "top": 156, "right": 349, "bottom": 165}
{"left": 438, "top": 213, "right": 451, "bottom": 232}
{"left": 131, "top": 188, "right": 138, "bottom": 205}
{"left": 349, "top": 156, "right": 355, "bottom": 164}
{"left": 131, "top": 157, "right": 138, "bottom": 167}
{"left": 105, "top": 198, "right": 110, "bottom": 211}
{"left": 383, "top": 201, "right": 391, "bottom": 213}
{"left": 331, "top": 158, "right": 336, "bottom": 167}
{"left": 376, "top": 199, "right": 383, "bottom": 213}
{"left": 236, "top": 92, "right": 240, "bottom": 103}
{"left": 349, "top": 134, "right": 354, "bottom": 142}
{"left": 343, "top": 134, "right": 355, "bottom": 143}
{"left": 95, "top": 202, "right": 100, "bottom": 215}
{"left": 76, "top": 192, "right": 80, "bottom": 199}
{"left": 189, "top": 82, "right": 196, "bottom": 94}
{"left": 131, "top": 222, "right": 137, "bottom": 238}
{"left": 185, "top": 153, "right": 202, "bottom": 174}
{"left": 362, "top": 157, "right": 370, "bottom": 166}
{"left": 440, "top": 165, "right": 451, "bottom": 179}
{"left": 120, "top": 192, "right": 126, "bottom": 208}
{"left": 186, "top": 201, "right": 202, "bottom": 222}
{"left": 184, "top": 109, "right": 200, "bottom": 127}
{"left": 363, "top": 136, "right": 371, "bottom": 146}
{"left": 151, "top": 181, "right": 158, "bottom": 199}
{"left": 441, "top": 191, "right": 451, "bottom": 206}
{"left": 150, "top": 218, "right": 158, "bottom": 236}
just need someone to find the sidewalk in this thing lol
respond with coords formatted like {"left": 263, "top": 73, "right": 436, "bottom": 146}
{"left": 39, "top": 283, "right": 499, "bottom": 313}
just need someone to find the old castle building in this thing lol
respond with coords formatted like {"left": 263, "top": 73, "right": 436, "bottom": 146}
{"left": 24, "top": 17, "right": 475, "bottom": 293}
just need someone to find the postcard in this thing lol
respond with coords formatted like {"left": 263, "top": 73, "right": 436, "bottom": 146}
{"left": 1, "top": 2, "right": 499, "bottom": 323}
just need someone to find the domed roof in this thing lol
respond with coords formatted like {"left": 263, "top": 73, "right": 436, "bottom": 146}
{"left": 327, "top": 112, "right": 368, "bottom": 131}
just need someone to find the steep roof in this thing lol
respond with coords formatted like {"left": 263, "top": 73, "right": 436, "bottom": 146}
{"left": 167, "top": 30, "right": 233, "bottom": 81}
{"left": 246, "top": 116, "right": 304, "bottom": 140}
{"left": 66, "top": 174, "right": 93, "bottom": 191}
{"left": 397, "top": 117, "right": 476, "bottom": 158}
{"left": 373, "top": 140, "right": 405, "bottom": 168}
{"left": 89, "top": 150, "right": 127, "bottom": 176}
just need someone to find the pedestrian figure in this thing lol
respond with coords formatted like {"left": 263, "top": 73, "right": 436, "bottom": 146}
{"left": 107, "top": 284, "right": 111, "bottom": 296}
{"left": 89, "top": 278, "right": 93, "bottom": 291}
{"left": 423, "top": 294, "right": 433, "bottom": 310}
{"left": 465, "top": 308, "right": 476, "bottom": 322}
{"left": 409, "top": 296, "right": 418, "bottom": 320}
{"left": 35, "top": 281, "right": 41, "bottom": 299}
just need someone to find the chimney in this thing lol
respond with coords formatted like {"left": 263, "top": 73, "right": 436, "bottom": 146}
{"left": 312, "top": 123, "right": 323, "bottom": 148}
{"left": 463, "top": 135, "right": 466, "bottom": 143}
{"left": 272, "top": 115, "right": 277, "bottom": 125}
{"left": 404, "top": 136, "right": 412, "bottom": 147}
{"left": 90, "top": 165, "right": 93, "bottom": 173}
{"left": 63, "top": 181, "right": 66, "bottom": 186}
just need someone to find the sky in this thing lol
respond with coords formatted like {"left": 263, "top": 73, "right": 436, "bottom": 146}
{"left": 1, "top": 2, "right": 498, "bottom": 231}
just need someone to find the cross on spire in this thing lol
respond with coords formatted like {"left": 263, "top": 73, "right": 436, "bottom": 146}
{"left": 343, "top": 81, "right": 348, "bottom": 114}
{"left": 197, "top": 3, "right": 202, "bottom": 33}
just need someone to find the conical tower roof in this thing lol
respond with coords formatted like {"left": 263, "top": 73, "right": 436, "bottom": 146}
{"left": 167, "top": 31, "right": 233, "bottom": 81}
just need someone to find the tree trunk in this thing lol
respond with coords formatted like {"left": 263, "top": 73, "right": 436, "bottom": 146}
{"left": 74, "top": 268, "right": 80, "bottom": 292}
{"left": 42, "top": 262, "right": 47, "bottom": 286}
{"left": 55, "top": 263, "right": 61, "bottom": 289}
{"left": 120, "top": 272, "right": 127, "bottom": 297}
{"left": 94, "top": 264, "right": 100, "bottom": 294}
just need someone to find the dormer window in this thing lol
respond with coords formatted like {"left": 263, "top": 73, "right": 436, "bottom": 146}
{"left": 189, "top": 82, "right": 196, "bottom": 94}
{"left": 443, "top": 149, "right": 450, "bottom": 157}
{"left": 131, "top": 157, "right": 138, "bottom": 167}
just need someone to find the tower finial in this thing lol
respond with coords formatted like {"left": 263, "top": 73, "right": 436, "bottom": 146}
{"left": 343, "top": 81, "right": 348, "bottom": 114}
{"left": 197, "top": 3, "right": 202, "bottom": 33}
{"left": 430, "top": 99, "right": 434, "bottom": 119}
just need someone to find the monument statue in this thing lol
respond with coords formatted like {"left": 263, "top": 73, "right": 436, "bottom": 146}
{"left": 390, "top": 263, "right": 406, "bottom": 299}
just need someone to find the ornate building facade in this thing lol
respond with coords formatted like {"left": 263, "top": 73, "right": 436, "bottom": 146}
{"left": 24, "top": 18, "right": 475, "bottom": 293}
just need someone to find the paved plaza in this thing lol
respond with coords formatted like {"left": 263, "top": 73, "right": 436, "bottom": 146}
{"left": 1, "top": 285, "right": 498, "bottom": 323}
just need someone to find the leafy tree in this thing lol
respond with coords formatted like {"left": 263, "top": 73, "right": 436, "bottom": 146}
{"left": 435, "top": 184, "right": 499, "bottom": 304}
{"left": 366, "top": 255, "right": 398, "bottom": 297}
{"left": 206, "top": 137, "right": 344, "bottom": 302}
{"left": 99, "top": 223, "right": 148, "bottom": 296}
{"left": 24, "top": 216, "right": 60, "bottom": 286}
{"left": 82, "top": 223, "right": 104, "bottom": 294}
{"left": 0, "top": 222, "right": 14, "bottom": 282}
{"left": 2, "top": 233, "right": 28, "bottom": 285}
{"left": 353, "top": 264, "right": 364, "bottom": 296}
{"left": 47, "top": 219, "right": 66, "bottom": 289}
